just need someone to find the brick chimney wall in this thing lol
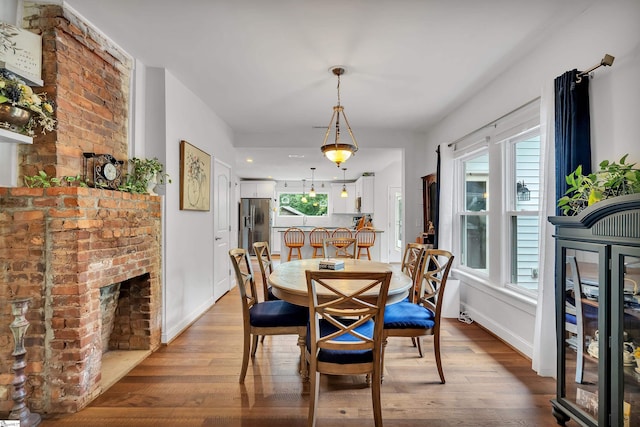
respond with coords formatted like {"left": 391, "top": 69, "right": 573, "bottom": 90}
{"left": 0, "top": 4, "right": 162, "bottom": 415}
{"left": 19, "top": 2, "right": 131, "bottom": 179}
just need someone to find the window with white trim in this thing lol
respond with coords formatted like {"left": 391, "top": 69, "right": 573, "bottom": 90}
{"left": 454, "top": 100, "right": 540, "bottom": 294}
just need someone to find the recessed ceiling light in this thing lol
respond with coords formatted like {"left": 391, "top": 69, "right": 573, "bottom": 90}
{"left": 288, "top": 154, "right": 305, "bottom": 158}
{"left": 246, "top": 158, "right": 253, "bottom": 163}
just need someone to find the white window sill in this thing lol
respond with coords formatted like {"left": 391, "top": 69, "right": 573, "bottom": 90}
{"left": 452, "top": 267, "right": 538, "bottom": 315}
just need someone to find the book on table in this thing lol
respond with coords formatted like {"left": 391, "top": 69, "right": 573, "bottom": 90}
{"left": 319, "top": 259, "right": 345, "bottom": 270}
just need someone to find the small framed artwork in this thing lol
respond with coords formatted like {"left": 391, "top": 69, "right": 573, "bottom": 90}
{"left": 180, "top": 140, "right": 211, "bottom": 211}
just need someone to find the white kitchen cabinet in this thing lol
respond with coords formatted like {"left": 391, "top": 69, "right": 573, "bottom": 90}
{"left": 240, "top": 181, "right": 275, "bottom": 198}
{"left": 355, "top": 176, "right": 375, "bottom": 213}
{"left": 331, "top": 183, "right": 357, "bottom": 214}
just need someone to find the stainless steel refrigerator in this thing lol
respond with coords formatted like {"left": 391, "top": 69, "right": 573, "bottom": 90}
{"left": 239, "top": 198, "right": 271, "bottom": 255}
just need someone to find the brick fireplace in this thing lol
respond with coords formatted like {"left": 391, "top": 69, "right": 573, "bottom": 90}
{"left": 0, "top": 187, "right": 162, "bottom": 414}
{"left": 0, "top": 3, "right": 162, "bottom": 415}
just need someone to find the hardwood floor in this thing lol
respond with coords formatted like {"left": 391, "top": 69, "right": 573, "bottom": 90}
{"left": 41, "top": 279, "right": 568, "bottom": 426}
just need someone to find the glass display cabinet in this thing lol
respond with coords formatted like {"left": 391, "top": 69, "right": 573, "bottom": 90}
{"left": 549, "top": 194, "right": 640, "bottom": 427}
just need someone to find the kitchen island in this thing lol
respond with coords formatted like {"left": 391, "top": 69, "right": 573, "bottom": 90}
{"left": 274, "top": 227, "right": 384, "bottom": 261}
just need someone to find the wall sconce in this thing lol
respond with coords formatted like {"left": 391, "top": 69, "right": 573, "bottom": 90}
{"left": 517, "top": 180, "right": 530, "bottom": 201}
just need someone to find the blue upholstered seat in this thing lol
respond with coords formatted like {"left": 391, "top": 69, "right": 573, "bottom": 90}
{"left": 384, "top": 301, "right": 435, "bottom": 330}
{"left": 306, "top": 318, "right": 375, "bottom": 364}
{"left": 250, "top": 300, "right": 308, "bottom": 327}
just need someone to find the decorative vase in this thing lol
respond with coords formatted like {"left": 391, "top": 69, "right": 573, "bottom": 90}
{"left": 0, "top": 104, "right": 32, "bottom": 132}
{"left": 146, "top": 173, "right": 158, "bottom": 196}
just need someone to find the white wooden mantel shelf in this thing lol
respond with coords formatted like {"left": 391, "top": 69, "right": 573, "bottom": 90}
{"left": 0, "top": 128, "right": 33, "bottom": 144}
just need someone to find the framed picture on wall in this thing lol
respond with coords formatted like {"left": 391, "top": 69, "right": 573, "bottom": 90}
{"left": 180, "top": 140, "right": 211, "bottom": 211}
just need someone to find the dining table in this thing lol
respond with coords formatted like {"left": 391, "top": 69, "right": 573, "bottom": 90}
{"left": 268, "top": 258, "right": 412, "bottom": 307}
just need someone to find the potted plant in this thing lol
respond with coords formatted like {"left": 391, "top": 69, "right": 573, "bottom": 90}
{"left": 0, "top": 70, "right": 56, "bottom": 136}
{"left": 557, "top": 154, "right": 640, "bottom": 216}
{"left": 121, "top": 157, "right": 171, "bottom": 195}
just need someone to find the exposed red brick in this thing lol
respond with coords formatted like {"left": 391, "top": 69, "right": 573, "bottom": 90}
{"left": 0, "top": 4, "right": 155, "bottom": 416}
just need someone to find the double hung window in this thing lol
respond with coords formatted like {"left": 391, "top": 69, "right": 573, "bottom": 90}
{"left": 454, "top": 100, "right": 541, "bottom": 294}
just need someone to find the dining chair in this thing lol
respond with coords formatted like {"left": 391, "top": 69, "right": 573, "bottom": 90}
{"left": 323, "top": 237, "right": 357, "bottom": 259}
{"left": 355, "top": 227, "right": 376, "bottom": 260}
{"left": 284, "top": 227, "right": 305, "bottom": 261}
{"left": 309, "top": 227, "right": 330, "bottom": 258}
{"left": 229, "top": 248, "right": 308, "bottom": 383}
{"left": 383, "top": 249, "right": 454, "bottom": 384}
{"left": 252, "top": 241, "right": 278, "bottom": 301}
{"left": 305, "top": 269, "right": 392, "bottom": 427}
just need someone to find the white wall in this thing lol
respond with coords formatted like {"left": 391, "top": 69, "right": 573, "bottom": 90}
{"left": 422, "top": 0, "right": 640, "bottom": 357}
{"left": 143, "top": 67, "right": 237, "bottom": 343}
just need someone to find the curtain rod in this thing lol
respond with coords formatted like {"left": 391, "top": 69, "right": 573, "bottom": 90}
{"left": 447, "top": 97, "right": 540, "bottom": 148}
{"left": 576, "top": 54, "right": 615, "bottom": 83}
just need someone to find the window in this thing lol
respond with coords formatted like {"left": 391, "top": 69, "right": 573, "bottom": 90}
{"left": 278, "top": 192, "right": 328, "bottom": 216}
{"left": 507, "top": 131, "right": 540, "bottom": 291}
{"left": 460, "top": 152, "right": 488, "bottom": 272}
{"left": 454, "top": 99, "right": 540, "bottom": 294}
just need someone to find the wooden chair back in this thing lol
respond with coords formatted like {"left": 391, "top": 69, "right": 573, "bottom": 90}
{"left": 355, "top": 227, "right": 376, "bottom": 259}
{"left": 401, "top": 243, "right": 428, "bottom": 302}
{"left": 323, "top": 237, "right": 357, "bottom": 259}
{"left": 415, "top": 249, "right": 455, "bottom": 323}
{"left": 229, "top": 248, "right": 258, "bottom": 317}
{"left": 309, "top": 227, "right": 331, "bottom": 258}
{"left": 305, "top": 269, "right": 392, "bottom": 427}
{"left": 252, "top": 241, "right": 273, "bottom": 300}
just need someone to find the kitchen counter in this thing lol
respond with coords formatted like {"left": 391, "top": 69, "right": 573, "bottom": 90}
{"left": 276, "top": 227, "right": 384, "bottom": 261}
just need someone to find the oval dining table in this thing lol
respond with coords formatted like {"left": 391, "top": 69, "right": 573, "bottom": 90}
{"left": 268, "top": 258, "right": 412, "bottom": 307}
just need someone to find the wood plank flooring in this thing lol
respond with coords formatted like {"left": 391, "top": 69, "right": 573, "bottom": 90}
{"left": 40, "top": 271, "right": 572, "bottom": 426}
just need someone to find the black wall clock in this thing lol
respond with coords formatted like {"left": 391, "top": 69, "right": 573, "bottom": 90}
{"left": 83, "top": 153, "right": 124, "bottom": 190}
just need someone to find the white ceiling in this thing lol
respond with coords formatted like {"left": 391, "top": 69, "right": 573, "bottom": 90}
{"left": 63, "top": 0, "right": 590, "bottom": 181}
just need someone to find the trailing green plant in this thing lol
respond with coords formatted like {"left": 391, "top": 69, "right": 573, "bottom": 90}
{"left": 557, "top": 154, "right": 640, "bottom": 216}
{"left": 119, "top": 157, "right": 171, "bottom": 194}
{"left": 24, "top": 171, "right": 87, "bottom": 188}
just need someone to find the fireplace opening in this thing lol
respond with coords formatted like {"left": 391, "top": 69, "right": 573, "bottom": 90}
{"left": 99, "top": 273, "right": 154, "bottom": 390}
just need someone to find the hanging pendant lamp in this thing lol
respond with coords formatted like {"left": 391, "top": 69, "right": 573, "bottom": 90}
{"left": 320, "top": 67, "right": 359, "bottom": 167}
{"left": 340, "top": 168, "right": 348, "bottom": 198}
{"left": 309, "top": 167, "right": 316, "bottom": 198}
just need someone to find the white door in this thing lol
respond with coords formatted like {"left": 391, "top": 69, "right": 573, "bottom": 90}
{"left": 213, "top": 159, "right": 231, "bottom": 301}
{"left": 388, "top": 186, "right": 402, "bottom": 263}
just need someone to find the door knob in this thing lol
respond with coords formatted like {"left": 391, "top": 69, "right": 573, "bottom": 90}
{"left": 215, "top": 237, "right": 222, "bottom": 241}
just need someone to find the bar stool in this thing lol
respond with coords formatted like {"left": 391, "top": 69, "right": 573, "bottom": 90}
{"left": 309, "top": 227, "right": 330, "bottom": 259}
{"left": 283, "top": 227, "right": 305, "bottom": 261}
{"left": 356, "top": 227, "right": 376, "bottom": 260}
{"left": 331, "top": 227, "right": 353, "bottom": 240}
{"left": 329, "top": 228, "right": 354, "bottom": 258}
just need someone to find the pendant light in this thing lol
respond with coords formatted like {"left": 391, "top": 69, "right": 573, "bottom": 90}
{"left": 301, "top": 179, "right": 308, "bottom": 203}
{"left": 340, "top": 168, "right": 348, "bottom": 198}
{"left": 320, "top": 66, "right": 359, "bottom": 167}
{"left": 309, "top": 167, "right": 316, "bottom": 198}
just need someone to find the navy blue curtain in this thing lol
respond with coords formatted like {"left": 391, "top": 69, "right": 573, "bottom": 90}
{"left": 554, "top": 69, "right": 591, "bottom": 214}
